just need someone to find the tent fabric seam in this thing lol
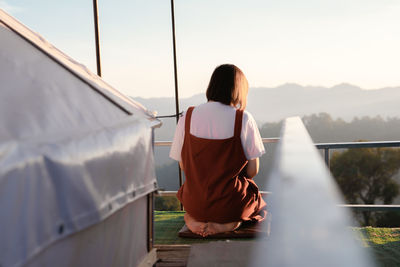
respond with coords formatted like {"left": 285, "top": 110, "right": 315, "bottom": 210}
{"left": 0, "top": 117, "right": 151, "bottom": 174}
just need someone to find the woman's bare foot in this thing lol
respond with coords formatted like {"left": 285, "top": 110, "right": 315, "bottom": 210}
{"left": 206, "top": 221, "right": 241, "bottom": 236}
{"left": 184, "top": 213, "right": 207, "bottom": 237}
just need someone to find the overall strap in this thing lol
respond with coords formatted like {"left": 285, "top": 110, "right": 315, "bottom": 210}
{"left": 185, "top": 106, "right": 195, "bottom": 135}
{"left": 234, "top": 109, "right": 244, "bottom": 138}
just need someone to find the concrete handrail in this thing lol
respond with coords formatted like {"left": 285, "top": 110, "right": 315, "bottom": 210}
{"left": 250, "top": 117, "right": 375, "bottom": 267}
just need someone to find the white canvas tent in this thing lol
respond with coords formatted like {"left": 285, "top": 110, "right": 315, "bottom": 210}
{"left": 0, "top": 8, "right": 160, "bottom": 267}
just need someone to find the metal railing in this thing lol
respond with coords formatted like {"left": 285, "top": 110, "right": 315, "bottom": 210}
{"left": 156, "top": 139, "right": 400, "bottom": 167}
{"left": 154, "top": 138, "right": 400, "bottom": 212}
{"left": 155, "top": 138, "right": 279, "bottom": 197}
{"left": 156, "top": 190, "right": 272, "bottom": 197}
{"left": 316, "top": 141, "right": 400, "bottom": 168}
{"left": 155, "top": 137, "right": 280, "bottom": 147}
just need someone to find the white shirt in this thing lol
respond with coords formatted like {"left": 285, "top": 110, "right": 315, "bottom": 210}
{"left": 169, "top": 102, "right": 265, "bottom": 161}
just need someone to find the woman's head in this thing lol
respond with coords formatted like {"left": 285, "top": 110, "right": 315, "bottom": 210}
{"left": 206, "top": 64, "right": 249, "bottom": 110}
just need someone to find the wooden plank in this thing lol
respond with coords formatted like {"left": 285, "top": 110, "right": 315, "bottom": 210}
{"left": 187, "top": 241, "right": 258, "bottom": 267}
{"left": 156, "top": 262, "right": 186, "bottom": 267}
{"left": 138, "top": 248, "right": 157, "bottom": 267}
{"left": 155, "top": 245, "right": 191, "bottom": 267}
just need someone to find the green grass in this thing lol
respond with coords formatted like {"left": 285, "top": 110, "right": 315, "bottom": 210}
{"left": 155, "top": 211, "right": 400, "bottom": 266}
{"left": 353, "top": 227, "right": 400, "bottom": 267}
{"left": 154, "top": 211, "right": 186, "bottom": 244}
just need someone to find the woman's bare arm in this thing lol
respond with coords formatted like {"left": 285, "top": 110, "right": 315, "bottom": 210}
{"left": 246, "top": 158, "right": 259, "bottom": 178}
{"left": 179, "top": 161, "right": 184, "bottom": 173}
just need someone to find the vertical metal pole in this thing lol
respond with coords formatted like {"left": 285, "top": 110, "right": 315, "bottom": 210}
{"left": 92, "top": 0, "right": 102, "bottom": 76}
{"left": 148, "top": 130, "right": 156, "bottom": 250}
{"left": 324, "top": 148, "right": 330, "bottom": 169}
{"left": 170, "top": 0, "right": 184, "bottom": 210}
{"left": 147, "top": 193, "right": 154, "bottom": 251}
{"left": 170, "top": 1, "right": 180, "bottom": 124}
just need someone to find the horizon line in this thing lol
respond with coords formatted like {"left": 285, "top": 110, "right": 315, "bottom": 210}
{"left": 131, "top": 82, "right": 400, "bottom": 99}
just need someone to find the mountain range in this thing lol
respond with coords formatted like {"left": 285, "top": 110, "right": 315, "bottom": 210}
{"left": 134, "top": 83, "right": 400, "bottom": 141}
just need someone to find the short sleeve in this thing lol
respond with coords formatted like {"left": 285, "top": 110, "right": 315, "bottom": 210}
{"left": 241, "top": 111, "right": 265, "bottom": 160}
{"left": 169, "top": 113, "right": 186, "bottom": 161}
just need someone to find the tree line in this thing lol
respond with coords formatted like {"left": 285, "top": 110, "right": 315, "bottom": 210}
{"left": 260, "top": 112, "right": 400, "bottom": 142}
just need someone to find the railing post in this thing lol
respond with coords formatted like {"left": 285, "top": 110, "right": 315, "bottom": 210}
{"left": 170, "top": 0, "right": 184, "bottom": 210}
{"left": 147, "top": 192, "right": 154, "bottom": 251}
{"left": 324, "top": 148, "right": 330, "bottom": 169}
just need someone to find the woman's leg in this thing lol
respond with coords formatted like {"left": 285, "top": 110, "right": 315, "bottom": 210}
{"left": 206, "top": 221, "right": 241, "bottom": 235}
{"left": 184, "top": 213, "right": 208, "bottom": 237}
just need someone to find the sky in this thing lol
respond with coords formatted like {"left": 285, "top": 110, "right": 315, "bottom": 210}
{"left": 1, "top": 0, "right": 400, "bottom": 99}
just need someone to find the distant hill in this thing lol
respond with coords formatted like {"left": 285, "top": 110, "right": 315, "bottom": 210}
{"left": 247, "top": 83, "right": 400, "bottom": 123}
{"left": 133, "top": 83, "right": 400, "bottom": 141}
{"left": 134, "top": 83, "right": 400, "bottom": 124}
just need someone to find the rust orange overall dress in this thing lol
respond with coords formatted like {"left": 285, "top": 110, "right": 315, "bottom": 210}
{"left": 177, "top": 106, "right": 267, "bottom": 223}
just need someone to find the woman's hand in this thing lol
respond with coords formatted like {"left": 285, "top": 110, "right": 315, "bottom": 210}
{"left": 246, "top": 158, "right": 259, "bottom": 178}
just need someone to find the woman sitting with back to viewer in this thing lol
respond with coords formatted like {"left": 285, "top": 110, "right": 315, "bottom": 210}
{"left": 169, "top": 64, "right": 267, "bottom": 237}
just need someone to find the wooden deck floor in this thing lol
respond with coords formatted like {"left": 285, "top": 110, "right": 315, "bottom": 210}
{"left": 154, "top": 212, "right": 400, "bottom": 266}
{"left": 155, "top": 245, "right": 191, "bottom": 267}
{"left": 155, "top": 241, "right": 259, "bottom": 267}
